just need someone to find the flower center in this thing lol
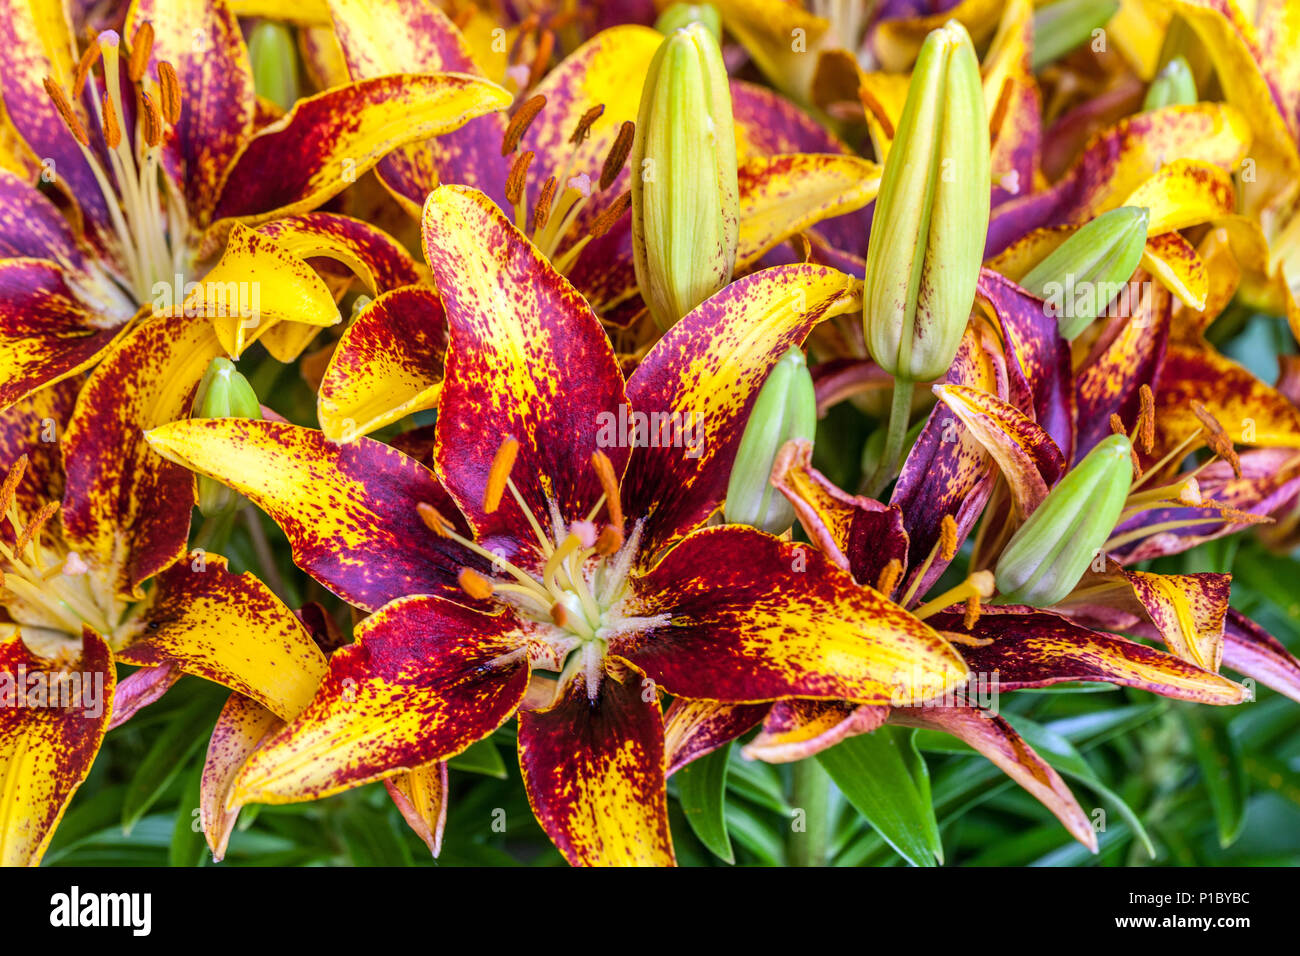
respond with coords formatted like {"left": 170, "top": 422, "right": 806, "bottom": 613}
{"left": 417, "top": 439, "right": 668, "bottom": 699}
{"left": 42, "top": 24, "right": 188, "bottom": 304}
{"left": 0, "top": 456, "right": 124, "bottom": 650}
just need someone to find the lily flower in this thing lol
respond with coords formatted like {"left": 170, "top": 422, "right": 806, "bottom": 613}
{"left": 143, "top": 184, "right": 971, "bottom": 866}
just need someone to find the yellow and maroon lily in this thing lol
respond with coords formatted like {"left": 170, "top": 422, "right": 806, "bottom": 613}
{"left": 0, "top": 0, "right": 510, "bottom": 408}
{"left": 143, "top": 184, "right": 976, "bottom": 866}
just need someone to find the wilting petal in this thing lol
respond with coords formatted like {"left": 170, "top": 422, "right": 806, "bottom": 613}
{"left": 144, "top": 418, "right": 477, "bottom": 612}
{"left": 318, "top": 287, "right": 447, "bottom": 442}
{"left": 1143, "top": 231, "right": 1209, "bottom": 311}
{"left": 985, "top": 105, "right": 1250, "bottom": 257}
{"left": 106, "top": 663, "right": 180, "bottom": 731}
{"left": 0, "top": 629, "right": 113, "bottom": 866}
{"left": 423, "top": 185, "right": 628, "bottom": 559}
{"left": 662, "top": 698, "right": 767, "bottom": 776}
{"left": 0, "top": 259, "right": 130, "bottom": 410}
{"left": 624, "top": 264, "right": 859, "bottom": 554}
{"left": 933, "top": 607, "right": 1246, "bottom": 704}
{"left": 384, "top": 760, "right": 449, "bottom": 857}
{"left": 735, "top": 154, "right": 881, "bottom": 270}
{"left": 117, "top": 554, "right": 328, "bottom": 721}
{"left": 62, "top": 312, "right": 224, "bottom": 598}
{"left": 1122, "top": 570, "right": 1230, "bottom": 673}
{"left": 518, "top": 668, "right": 673, "bottom": 867}
{"left": 201, "top": 692, "right": 283, "bottom": 861}
{"left": 888, "top": 706, "right": 1097, "bottom": 852}
{"left": 933, "top": 383, "right": 1065, "bottom": 519}
{"left": 232, "top": 595, "right": 530, "bottom": 807}
{"left": 212, "top": 73, "right": 511, "bottom": 226}
{"left": 769, "top": 437, "right": 909, "bottom": 590}
{"left": 623, "top": 525, "right": 968, "bottom": 705}
{"left": 327, "top": 0, "right": 510, "bottom": 213}
{"left": 742, "top": 699, "right": 888, "bottom": 763}
{"left": 126, "top": 0, "right": 257, "bottom": 229}
{"left": 1223, "top": 609, "right": 1300, "bottom": 705}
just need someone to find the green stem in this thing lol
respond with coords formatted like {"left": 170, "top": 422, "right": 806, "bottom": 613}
{"left": 191, "top": 510, "right": 235, "bottom": 554}
{"left": 866, "top": 379, "right": 915, "bottom": 498}
{"left": 787, "top": 758, "right": 831, "bottom": 867}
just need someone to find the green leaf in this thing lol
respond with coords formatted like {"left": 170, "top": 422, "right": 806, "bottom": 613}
{"left": 677, "top": 742, "right": 734, "bottom": 863}
{"left": 1183, "top": 708, "right": 1247, "bottom": 847}
{"left": 121, "top": 688, "right": 223, "bottom": 834}
{"left": 817, "top": 727, "right": 942, "bottom": 867}
{"left": 448, "top": 736, "right": 508, "bottom": 778}
{"left": 169, "top": 767, "right": 207, "bottom": 867}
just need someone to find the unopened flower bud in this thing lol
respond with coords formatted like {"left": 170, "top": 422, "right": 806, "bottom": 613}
{"left": 1018, "top": 205, "right": 1149, "bottom": 340}
{"left": 994, "top": 434, "right": 1133, "bottom": 606}
{"left": 1143, "top": 56, "right": 1197, "bottom": 110}
{"left": 192, "top": 357, "right": 262, "bottom": 517}
{"left": 1031, "top": 0, "right": 1120, "bottom": 70}
{"left": 725, "top": 347, "right": 816, "bottom": 534}
{"left": 631, "top": 22, "right": 739, "bottom": 332}
{"left": 862, "top": 20, "right": 988, "bottom": 383}
{"left": 655, "top": 3, "right": 722, "bottom": 40}
{"left": 248, "top": 20, "right": 299, "bottom": 113}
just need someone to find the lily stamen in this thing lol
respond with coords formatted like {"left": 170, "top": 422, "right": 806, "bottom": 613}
{"left": 898, "top": 514, "right": 958, "bottom": 608}
{"left": 911, "top": 570, "right": 995, "bottom": 622}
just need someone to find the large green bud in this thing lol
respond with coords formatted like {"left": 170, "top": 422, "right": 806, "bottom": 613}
{"left": 631, "top": 22, "right": 739, "bottom": 332}
{"left": 994, "top": 434, "right": 1133, "bottom": 606}
{"left": 1018, "top": 205, "right": 1149, "bottom": 340}
{"left": 247, "top": 20, "right": 300, "bottom": 113}
{"left": 192, "top": 357, "right": 262, "bottom": 518}
{"left": 724, "top": 347, "right": 816, "bottom": 534}
{"left": 862, "top": 20, "right": 989, "bottom": 383}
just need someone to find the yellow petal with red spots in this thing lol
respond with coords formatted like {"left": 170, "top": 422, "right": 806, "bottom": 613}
{"left": 1124, "top": 570, "right": 1229, "bottom": 673}
{"left": 1143, "top": 231, "right": 1209, "bottom": 311}
{"left": 982, "top": 0, "right": 1038, "bottom": 208}
{"left": 874, "top": 0, "right": 1004, "bottom": 71}
{"left": 229, "top": 0, "right": 330, "bottom": 23}
{"left": 384, "top": 761, "right": 449, "bottom": 857}
{"left": 693, "top": 0, "right": 828, "bottom": 102}
{"left": 256, "top": 212, "right": 424, "bottom": 298}
{"left": 201, "top": 692, "right": 284, "bottom": 862}
{"left": 0, "top": 629, "right": 114, "bottom": 866}
{"left": 1122, "top": 159, "right": 1236, "bottom": 234}
{"left": 662, "top": 698, "right": 766, "bottom": 777}
{"left": 742, "top": 700, "right": 887, "bottom": 764}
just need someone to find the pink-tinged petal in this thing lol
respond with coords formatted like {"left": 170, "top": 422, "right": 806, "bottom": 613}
{"left": 423, "top": 185, "right": 628, "bottom": 558}
{"left": 662, "top": 698, "right": 767, "bottom": 777}
{"left": 106, "top": 663, "right": 180, "bottom": 731}
{"left": 518, "top": 668, "right": 674, "bottom": 867}
{"left": 201, "top": 692, "right": 283, "bottom": 861}
{"left": 742, "top": 700, "right": 888, "bottom": 763}
{"left": 0, "top": 169, "right": 93, "bottom": 276}
{"left": 326, "top": 0, "right": 510, "bottom": 213}
{"left": 212, "top": 73, "right": 511, "bottom": 227}
{"left": 0, "top": 629, "right": 114, "bottom": 866}
{"left": 892, "top": 321, "right": 1006, "bottom": 601}
{"left": 811, "top": 357, "right": 894, "bottom": 413}
{"left": 769, "top": 437, "right": 909, "bottom": 591}
{"left": 117, "top": 554, "right": 328, "bottom": 721}
{"left": 623, "top": 525, "right": 968, "bottom": 705}
{"left": 256, "top": 212, "right": 423, "bottom": 295}
{"left": 318, "top": 286, "right": 447, "bottom": 442}
{"left": 232, "top": 595, "right": 530, "bottom": 807}
{"left": 623, "top": 264, "right": 859, "bottom": 555}
{"left": 125, "top": 0, "right": 257, "bottom": 228}
{"left": 1223, "top": 609, "right": 1300, "bottom": 705}
{"left": 384, "top": 761, "right": 449, "bottom": 857}
{"left": 1073, "top": 283, "right": 1171, "bottom": 459}
{"left": 985, "top": 105, "right": 1251, "bottom": 257}
{"left": 0, "top": 259, "right": 129, "bottom": 411}
{"left": 144, "top": 417, "right": 479, "bottom": 612}
{"left": 933, "top": 383, "right": 1066, "bottom": 519}
{"left": 61, "top": 311, "right": 225, "bottom": 598}
{"left": 933, "top": 607, "right": 1247, "bottom": 704}
{"left": 888, "top": 706, "right": 1097, "bottom": 852}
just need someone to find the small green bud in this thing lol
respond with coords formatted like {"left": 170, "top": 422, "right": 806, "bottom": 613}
{"left": 248, "top": 20, "right": 300, "bottom": 113}
{"left": 863, "top": 20, "right": 989, "bottom": 383}
{"left": 192, "top": 357, "right": 262, "bottom": 518}
{"left": 1143, "top": 56, "right": 1197, "bottom": 110}
{"left": 1018, "top": 206, "right": 1149, "bottom": 340}
{"left": 1031, "top": 0, "right": 1120, "bottom": 71}
{"left": 725, "top": 347, "right": 816, "bottom": 534}
{"left": 994, "top": 433, "right": 1133, "bottom": 606}
{"left": 655, "top": 3, "right": 722, "bottom": 40}
{"left": 631, "top": 22, "right": 739, "bottom": 332}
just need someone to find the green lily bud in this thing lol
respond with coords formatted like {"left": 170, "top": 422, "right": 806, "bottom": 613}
{"left": 631, "top": 22, "right": 739, "bottom": 332}
{"left": 1018, "top": 206, "right": 1149, "bottom": 340}
{"left": 862, "top": 20, "right": 989, "bottom": 384}
{"left": 1031, "top": 0, "right": 1120, "bottom": 71}
{"left": 248, "top": 20, "right": 300, "bottom": 113}
{"left": 1143, "top": 56, "right": 1197, "bottom": 110}
{"left": 994, "top": 433, "right": 1133, "bottom": 606}
{"left": 655, "top": 3, "right": 722, "bottom": 40}
{"left": 725, "top": 347, "right": 816, "bottom": 534}
{"left": 192, "top": 357, "right": 262, "bottom": 518}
